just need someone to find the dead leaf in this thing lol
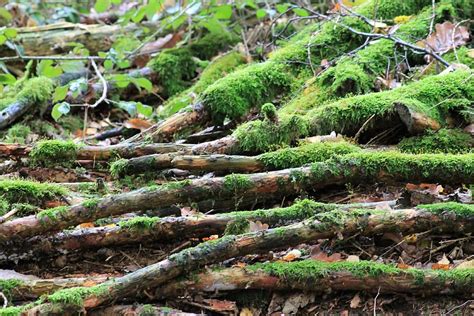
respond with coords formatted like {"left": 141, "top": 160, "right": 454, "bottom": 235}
{"left": 396, "top": 263, "right": 411, "bottom": 269}
{"left": 240, "top": 308, "right": 254, "bottom": 316}
{"left": 180, "top": 206, "right": 197, "bottom": 217}
{"left": 82, "top": 280, "right": 98, "bottom": 287}
{"left": 283, "top": 249, "right": 302, "bottom": 262}
{"left": 124, "top": 118, "right": 153, "bottom": 131}
{"left": 203, "top": 299, "right": 237, "bottom": 312}
{"left": 346, "top": 255, "right": 360, "bottom": 262}
{"left": 432, "top": 254, "right": 451, "bottom": 270}
{"left": 350, "top": 293, "right": 361, "bottom": 309}
{"left": 202, "top": 235, "right": 219, "bottom": 242}
{"left": 455, "top": 259, "right": 474, "bottom": 269}
{"left": 417, "top": 21, "right": 470, "bottom": 57}
{"left": 310, "top": 245, "right": 342, "bottom": 262}
{"left": 77, "top": 222, "right": 95, "bottom": 228}
{"left": 249, "top": 220, "right": 269, "bottom": 232}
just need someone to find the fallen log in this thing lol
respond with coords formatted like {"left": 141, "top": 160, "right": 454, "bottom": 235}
{"left": 110, "top": 141, "right": 360, "bottom": 176}
{"left": 0, "top": 140, "right": 192, "bottom": 161}
{"left": 0, "top": 22, "right": 158, "bottom": 57}
{"left": 89, "top": 305, "right": 197, "bottom": 316}
{"left": 0, "top": 152, "right": 471, "bottom": 242}
{"left": 159, "top": 259, "right": 474, "bottom": 297}
{"left": 21, "top": 203, "right": 474, "bottom": 313}
{"left": 0, "top": 199, "right": 336, "bottom": 263}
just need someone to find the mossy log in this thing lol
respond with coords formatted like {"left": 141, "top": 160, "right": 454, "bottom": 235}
{"left": 110, "top": 141, "right": 360, "bottom": 176}
{"left": 0, "top": 141, "right": 192, "bottom": 161}
{"left": 0, "top": 22, "right": 158, "bottom": 57}
{"left": 0, "top": 200, "right": 335, "bottom": 263}
{"left": 0, "top": 152, "right": 471, "bottom": 242}
{"left": 0, "top": 200, "right": 451, "bottom": 264}
{"left": 200, "top": 70, "right": 474, "bottom": 154}
{"left": 89, "top": 305, "right": 193, "bottom": 316}
{"left": 23, "top": 203, "right": 474, "bottom": 313}
{"left": 160, "top": 260, "right": 474, "bottom": 297}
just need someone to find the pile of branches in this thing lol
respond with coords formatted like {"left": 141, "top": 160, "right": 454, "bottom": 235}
{"left": 0, "top": 0, "right": 472, "bottom": 315}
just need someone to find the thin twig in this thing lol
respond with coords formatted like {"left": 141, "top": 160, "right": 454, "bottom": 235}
{"left": 0, "top": 208, "right": 18, "bottom": 224}
{"left": 89, "top": 59, "right": 108, "bottom": 108}
{"left": 0, "top": 55, "right": 106, "bottom": 62}
{"left": 0, "top": 292, "right": 7, "bottom": 308}
{"left": 373, "top": 286, "right": 381, "bottom": 316}
{"left": 127, "top": 2, "right": 195, "bottom": 58}
{"left": 429, "top": 0, "right": 436, "bottom": 35}
{"left": 444, "top": 300, "right": 474, "bottom": 315}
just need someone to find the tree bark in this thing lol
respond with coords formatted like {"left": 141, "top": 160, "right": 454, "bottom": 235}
{"left": 159, "top": 260, "right": 474, "bottom": 297}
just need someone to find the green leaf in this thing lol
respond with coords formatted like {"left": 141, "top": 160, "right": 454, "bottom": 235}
{"left": 132, "top": 6, "right": 147, "bottom": 23}
{"left": 276, "top": 4, "right": 291, "bottom": 14}
{"left": 133, "top": 77, "right": 153, "bottom": 92}
{"left": 116, "top": 101, "right": 137, "bottom": 116}
{"left": 0, "top": 8, "right": 12, "bottom": 21}
{"left": 201, "top": 17, "right": 224, "bottom": 34}
{"left": 113, "top": 74, "right": 131, "bottom": 88}
{"left": 293, "top": 8, "right": 309, "bottom": 17}
{"left": 94, "top": 0, "right": 111, "bottom": 13}
{"left": 53, "top": 85, "right": 69, "bottom": 103}
{"left": 3, "top": 29, "right": 17, "bottom": 39}
{"left": 104, "top": 60, "right": 114, "bottom": 70}
{"left": 69, "top": 78, "right": 88, "bottom": 98}
{"left": 256, "top": 9, "right": 266, "bottom": 19}
{"left": 137, "top": 102, "right": 153, "bottom": 118}
{"left": 0, "top": 73, "right": 16, "bottom": 85}
{"left": 0, "top": 35, "right": 6, "bottom": 46}
{"left": 214, "top": 5, "right": 232, "bottom": 20}
{"left": 52, "top": 102, "right": 71, "bottom": 121}
{"left": 111, "top": 0, "right": 122, "bottom": 4}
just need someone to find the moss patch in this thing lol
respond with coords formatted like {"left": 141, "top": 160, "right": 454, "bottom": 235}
{"left": 46, "top": 284, "right": 108, "bottom": 307}
{"left": 223, "top": 174, "right": 253, "bottom": 194}
{"left": 0, "top": 179, "right": 68, "bottom": 210}
{"left": 160, "top": 52, "right": 247, "bottom": 117}
{"left": 398, "top": 129, "right": 473, "bottom": 154}
{"left": 235, "top": 114, "right": 310, "bottom": 153}
{"left": 247, "top": 259, "right": 473, "bottom": 286}
{"left": 418, "top": 202, "right": 474, "bottom": 217}
{"left": 29, "top": 140, "right": 79, "bottom": 167}
{"left": 257, "top": 141, "right": 361, "bottom": 169}
{"left": 118, "top": 216, "right": 160, "bottom": 230}
{"left": 4, "top": 124, "right": 31, "bottom": 144}
{"left": 310, "top": 152, "right": 474, "bottom": 183}
{"left": 37, "top": 205, "right": 69, "bottom": 222}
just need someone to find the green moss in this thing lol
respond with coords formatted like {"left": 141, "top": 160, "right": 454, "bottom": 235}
{"left": 0, "top": 279, "right": 23, "bottom": 299}
{"left": 0, "top": 179, "right": 68, "bottom": 207}
{"left": 308, "top": 70, "right": 473, "bottom": 136}
{"left": 310, "top": 152, "right": 474, "bottom": 183}
{"left": 261, "top": 103, "right": 277, "bottom": 120}
{"left": 4, "top": 124, "right": 31, "bottom": 144}
{"left": 189, "top": 32, "right": 239, "bottom": 60}
{"left": 0, "top": 198, "right": 9, "bottom": 216}
{"left": 16, "top": 76, "right": 54, "bottom": 105}
{"left": 57, "top": 115, "right": 83, "bottom": 132}
{"left": 0, "top": 305, "right": 26, "bottom": 316}
{"left": 0, "top": 98, "right": 15, "bottom": 111}
{"left": 224, "top": 199, "right": 338, "bottom": 226}
{"left": 29, "top": 140, "right": 79, "bottom": 167}
{"left": 46, "top": 284, "right": 108, "bottom": 307}
{"left": 110, "top": 158, "right": 129, "bottom": 178}
{"left": 160, "top": 52, "right": 247, "bottom": 117}
{"left": 257, "top": 141, "right": 361, "bottom": 169}
{"left": 246, "top": 259, "right": 473, "bottom": 286}
{"left": 83, "top": 198, "right": 100, "bottom": 209}
{"left": 318, "top": 60, "right": 372, "bottom": 97}
{"left": 418, "top": 202, "right": 474, "bottom": 217}
{"left": 224, "top": 217, "right": 250, "bottom": 235}
{"left": 139, "top": 304, "right": 156, "bottom": 316}
{"left": 398, "top": 129, "right": 473, "bottom": 154}
{"left": 223, "top": 174, "right": 253, "bottom": 194}
{"left": 200, "top": 61, "right": 295, "bottom": 125}
{"left": 118, "top": 216, "right": 160, "bottom": 230}
{"left": 169, "top": 235, "right": 236, "bottom": 265}
{"left": 11, "top": 203, "right": 40, "bottom": 216}
{"left": 147, "top": 47, "right": 197, "bottom": 98}
{"left": 235, "top": 114, "right": 310, "bottom": 153}
{"left": 37, "top": 205, "right": 68, "bottom": 222}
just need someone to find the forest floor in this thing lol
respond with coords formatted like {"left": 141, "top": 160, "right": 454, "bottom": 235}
{"left": 0, "top": 0, "right": 472, "bottom": 315}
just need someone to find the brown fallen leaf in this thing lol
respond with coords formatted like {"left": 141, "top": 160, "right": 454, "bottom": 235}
{"left": 202, "top": 235, "right": 219, "bottom": 242}
{"left": 432, "top": 254, "right": 451, "bottom": 270}
{"left": 350, "top": 293, "right": 361, "bottom": 309}
{"left": 417, "top": 21, "right": 470, "bottom": 58}
{"left": 249, "top": 220, "right": 269, "bottom": 232}
{"left": 203, "top": 299, "right": 237, "bottom": 312}
{"left": 282, "top": 249, "right": 302, "bottom": 262}
{"left": 77, "top": 222, "right": 95, "bottom": 228}
{"left": 310, "top": 245, "right": 342, "bottom": 262}
{"left": 124, "top": 118, "right": 153, "bottom": 131}
{"left": 455, "top": 259, "right": 474, "bottom": 269}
